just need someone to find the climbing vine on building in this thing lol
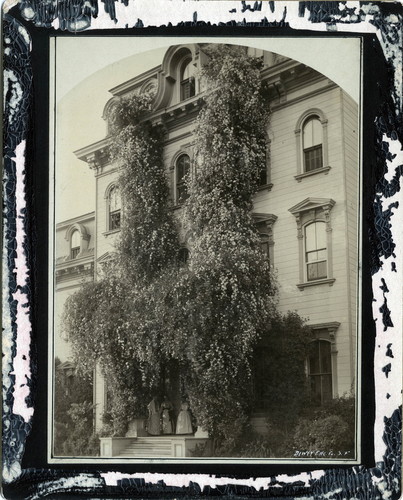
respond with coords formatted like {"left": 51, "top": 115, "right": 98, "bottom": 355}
{"left": 63, "top": 46, "right": 311, "bottom": 448}
{"left": 63, "top": 91, "right": 180, "bottom": 432}
{"left": 178, "top": 45, "right": 277, "bottom": 442}
{"left": 108, "top": 93, "right": 179, "bottom": 285}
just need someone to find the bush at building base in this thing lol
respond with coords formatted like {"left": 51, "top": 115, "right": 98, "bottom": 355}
{"left": 54, "top": 359, "right": 99, "bottom": 456}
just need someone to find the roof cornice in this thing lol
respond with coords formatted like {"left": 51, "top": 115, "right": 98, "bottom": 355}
{"left": 109, "top": 65, "right": 160, "bottom": 96}
{"left": 56, "top": 211, "right": 95, "bottom": 230}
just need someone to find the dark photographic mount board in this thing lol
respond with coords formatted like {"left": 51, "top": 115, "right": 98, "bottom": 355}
{"left": 2, "top": 1, "right": 402, "bottom": 498}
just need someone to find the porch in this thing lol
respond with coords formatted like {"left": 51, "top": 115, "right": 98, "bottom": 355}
{"left": 100, "top": 435, "right": 210, "bottom": 458}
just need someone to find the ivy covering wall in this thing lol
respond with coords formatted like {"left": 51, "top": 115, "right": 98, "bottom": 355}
{"left": 62, "top": 45, "right": 311, "bottom": 447}
{"left": 178, "top": 46, "right": 277, "bottom": 442}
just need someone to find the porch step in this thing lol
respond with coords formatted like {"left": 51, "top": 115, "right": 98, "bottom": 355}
{"left": 116, "top": 437, "right": 176, "bottom": 458}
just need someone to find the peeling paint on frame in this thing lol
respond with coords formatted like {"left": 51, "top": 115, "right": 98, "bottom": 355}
{"left": 2, "top": 1, "right": 402, "bottom": 499}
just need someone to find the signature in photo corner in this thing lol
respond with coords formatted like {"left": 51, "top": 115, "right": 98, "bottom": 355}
{"left": 293, "top": 450, "right": 352, "bottom": 458}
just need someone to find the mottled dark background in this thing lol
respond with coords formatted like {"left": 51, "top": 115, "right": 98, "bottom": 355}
{"left": 2, "top": 1, "right": 402, "bottom": 498}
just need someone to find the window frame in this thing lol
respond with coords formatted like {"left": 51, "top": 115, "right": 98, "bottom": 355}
{"left": 289, "top": 198, "right": 336, "bottom": 289}
{"left": 304, "top": 221, "right": 328, "bottom": 282}
{"left": 179, "top": 58, "right": 196, "bottom": 102}
{"left": 256, "top": 139, "right": 273, "bottom": 192}
{"left": 171, "top": 151, "right": 192, "bottom": 206}
{"left": 64, "top": 223, "right": 90, "bottom": 260}
{"left": 70, "top": 229, "right": 81, "bottom": 259}
{"left": 307, "top": 323, "right": 340, "bottom": 403}
{"left": 253, "top": 213, "right": 278, "bottom": 267}
{"left": 177, "top": 247, "right": 190, "bottom": 267}
{"left": 307, "top": 338, "right": 333, "bottom": 405}
{"left": 105, "top": 183, "right": 121, "bottom": 233}
{"left": 294, "top": 109, "right": 331, "bottom": 181}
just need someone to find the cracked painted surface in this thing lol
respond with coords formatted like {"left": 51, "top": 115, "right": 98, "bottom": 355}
{"left": 2, "top": 1, "right": 402, "bottom": 498}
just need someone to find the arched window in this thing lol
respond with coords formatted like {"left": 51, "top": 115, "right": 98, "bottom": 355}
{"left": 70, "top": 230, "right": 80, "bottom": 259}
{"left": 289, "top": 198, "right": 335, "bottom": 289}
{"left": 304, "top": 221, "right": 327, "bottom": 281}
{"left": 176, "top": 154, "right": 190, "bottom": 204}
{"left": 308, "top": 339, "right": 332, "bottom": 404}
{"left": 302, "top": 116, "right": 323, "bottom": 172}
{"left": 180, "top": 59, "right": 195, "bottom": 101}
{"left": 177, "top": 247, "right": 189, "bottom": 266}
{"left": 108, "top": 186, "right": 121, "bottom": 231}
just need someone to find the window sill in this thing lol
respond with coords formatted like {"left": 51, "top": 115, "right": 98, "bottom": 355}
{"left": 256, "top": 183, "right": 273, "bottom": 193}
{"left": 297, "top": 278, "right": 336, "bottom": 290}
{"left": 294, "top": 166, "right": 331, "bottom": 182}
{"left": 103, "top": 229, "right": 121, "bottom": 237}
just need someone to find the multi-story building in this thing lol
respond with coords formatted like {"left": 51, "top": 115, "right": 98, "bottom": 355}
{"left": 55, "top": 44, "right": 359, "bottom": 452}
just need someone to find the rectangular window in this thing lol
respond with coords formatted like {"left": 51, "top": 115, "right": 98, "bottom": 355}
{"left": 307, "top": 260, "right": 327, "bottom": 281}
{"left": 260, "top": 241, "right": 271, "bottom": 268}
{"left": 70, "top": 247, "right": 80, "bottom": 259}
{"left": 308, "top": 340, "right": 332, "bottom": 405}
{"left": 180, "top": 78, "right": 195, "bottom": 101}
{"left": 260, "top": 241, "right": 270, "bottom": 258}
{"left": 259, "top": 164, "right": 268, "bottom": 186}
{"left": 304, "top": 144, "right": 323, "bottom": 172}
{"left": 176, "top": 183, "right": 188, "bottom": 204}
{"left": 109, "top": 210, "right": 121, "bottom": 230}
{"left": 305, "top": 222, "right": 327, "bottom": 281}
{"left": 176, "top": 155, "right": 190, "bottom": 204}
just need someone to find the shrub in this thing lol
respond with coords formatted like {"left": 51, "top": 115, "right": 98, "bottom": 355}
{"left": 239, "top": 435, "right": 273, "bottom": 458}
{"left": 54, "top": 360, "right": 98, "bottom": 456}
{"left": 65, "top": 402, "right": 99, "bottom": 455}
{"left": 253, "top": 312, "right": 312, "bottom": 432}
{"left": 99, "top": 411, "right": 114, "bottom": 438}
{"left": 290, "top": 395, "right": 356, "bottom": 458}
{"left": 292, "top": 415, "right": 350, "bottom": 456}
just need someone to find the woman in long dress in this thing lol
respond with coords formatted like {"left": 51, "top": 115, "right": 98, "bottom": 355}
{"left": 147, "top": 396, "right": 161, "bottom": 436}
{"left": 161, "top": 395, "right": 174, "bottom": 434}
{"left": 176, "top": 402, "right": 193, "bottom": 435}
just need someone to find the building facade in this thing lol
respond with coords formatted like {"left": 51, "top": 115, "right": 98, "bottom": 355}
{"left": 55, "top": 44, "right": 359, "bottom": 435}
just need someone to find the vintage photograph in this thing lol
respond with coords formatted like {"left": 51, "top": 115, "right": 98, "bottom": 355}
{"left": 51, "top": 38, "right": 360, "bottom": 461}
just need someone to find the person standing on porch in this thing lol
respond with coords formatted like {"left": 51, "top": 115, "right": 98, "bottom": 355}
{"left": 176, "top": 401, "right": 193, "bottom": 435}
{"left": 147, "top": 396, "right": 161, "bottom": 435}
{"left": 161, "top": 395, "right": 174, "bottom": 434}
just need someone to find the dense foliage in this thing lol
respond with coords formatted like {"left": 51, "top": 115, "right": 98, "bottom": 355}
{"left": 54, "top": 358, "right": 99, "bottom": 456}
{"left": 291, "top": 394, "right": 356, "bottom": 458}
{"left": 62, "top": 45, "right": 315, "bottom": 452}
{"left": 179, "top": 45, "right": 276, "bottom": 442}
{"left": 109, "top": 93, "right": 179, "bottom": 285}
{"left": 63, "top": 92, "right": 179, "bottom": 429}
{"left": 257, "top": 312, "right": 312, "bottom": 431}
{"left": 192, "top": 394, "right": 356, "bottom": 458}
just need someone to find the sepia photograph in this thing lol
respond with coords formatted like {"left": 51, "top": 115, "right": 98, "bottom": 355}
{"left": 51, "top": 37, "right": 360, "bottom": 462}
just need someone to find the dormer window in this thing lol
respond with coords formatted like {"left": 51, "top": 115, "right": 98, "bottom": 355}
{"left": 180, "top": 59, "right": 195, "bottom": 101}
{"left": 70, "top": 230, "right": 80, "bottom": 259}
